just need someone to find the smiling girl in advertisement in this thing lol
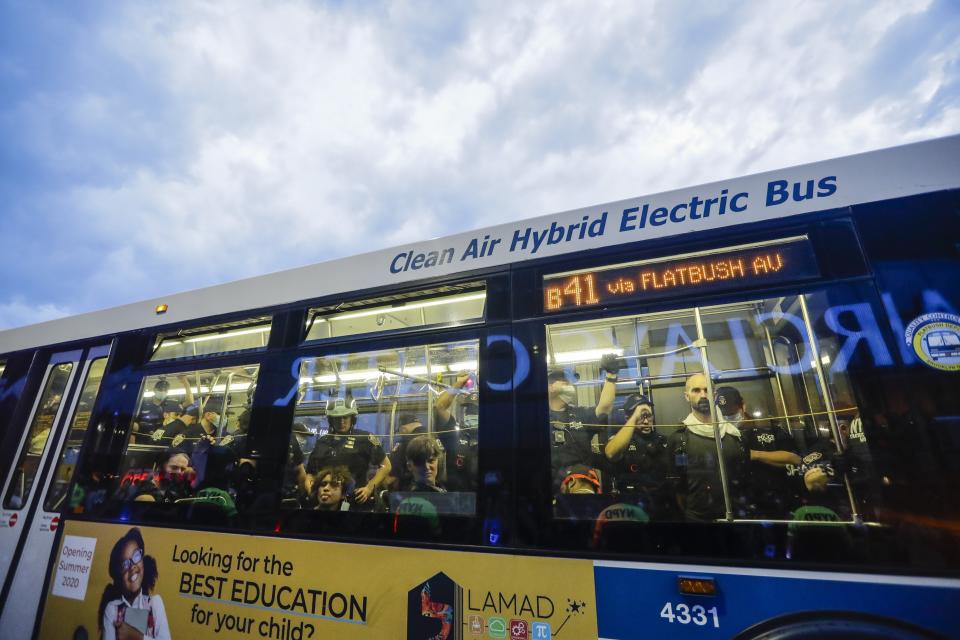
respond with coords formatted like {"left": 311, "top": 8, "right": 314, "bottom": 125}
{"left": 98, "top": 527, "right": 171, "bottom": 640}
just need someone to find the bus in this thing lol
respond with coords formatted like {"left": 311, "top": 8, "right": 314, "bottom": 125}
{"left": 1, "top": 135, "right": 959, "bottom": 639}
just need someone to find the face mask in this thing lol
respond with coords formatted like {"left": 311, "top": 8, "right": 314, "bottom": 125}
{"left": 557, "top": 384, "right": 577, "bottom": 406}
{"left": 727, "top": 411, "right": 744, "bottom": 426}
{"left": 155, "top": 391, "right": 168, "bottom": 402}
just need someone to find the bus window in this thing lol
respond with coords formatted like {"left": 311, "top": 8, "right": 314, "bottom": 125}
{"left": 3, "top": 363, "right": 73, "bottom": 509}
{"left": 547, "top": 309, "right": 725, "bottom": 522}
{"left": 545, "top": 291, "right": 875, "bottom": 527}
{"left": 150, "top": 316, "right": 272, "bottom": 362}
{"left": 117, "top": 365, "right": 259, "bottom": 512}
{"left": 285, "top": 339, "right": 479, "bottom": 515}
{"left": 43, "top": 357, "right": 108, "bottom": 512}
{"left": 304, "top": 284, "right": 486, "bottom": 341}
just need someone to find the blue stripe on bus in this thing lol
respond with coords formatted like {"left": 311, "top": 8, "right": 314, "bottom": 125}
{"left": 594, "top": 564, "right": 958, "bottom": 639}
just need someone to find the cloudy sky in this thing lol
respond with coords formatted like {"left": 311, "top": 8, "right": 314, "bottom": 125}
{"left": 1, "top": 0, "right": 958, "bottom": 330}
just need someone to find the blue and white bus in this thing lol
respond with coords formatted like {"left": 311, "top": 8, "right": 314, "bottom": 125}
{"left": 1, "top": 135, "right": 959, "bottom": 639}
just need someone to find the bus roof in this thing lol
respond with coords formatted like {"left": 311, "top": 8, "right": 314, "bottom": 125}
{"left": 2, "top": 134, "right": 959, "bottom": 354}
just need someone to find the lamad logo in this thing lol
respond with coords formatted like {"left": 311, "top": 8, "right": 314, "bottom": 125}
{"left": 408, "top": 572, "right": 463, "bottom": 640}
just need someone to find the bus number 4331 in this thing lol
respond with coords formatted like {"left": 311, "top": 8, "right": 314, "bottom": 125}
{"left": 660, "top": 602, "right": 720, "bottom": 628}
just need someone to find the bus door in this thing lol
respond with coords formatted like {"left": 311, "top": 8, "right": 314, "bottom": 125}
{"left": 0, "top": 345, "right": 110, "bottom": 639}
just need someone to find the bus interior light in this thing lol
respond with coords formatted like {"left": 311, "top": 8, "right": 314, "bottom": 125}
{"left": 183, "top": 326, "right": 271, "bottom": 344}
{"left": 552, "top": 347, "right": 625, "bottom": 364}
{"left": 321, "top": 292, "right": 487, "bottom": 323}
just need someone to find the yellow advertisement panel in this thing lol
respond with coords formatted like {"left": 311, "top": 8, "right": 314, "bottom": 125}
{"left": 40, "top": 520, "right": 597, "bottom": 640}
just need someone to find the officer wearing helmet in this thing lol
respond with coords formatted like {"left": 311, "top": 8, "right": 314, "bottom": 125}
{"left": 306, "top": 397, "right": 390, "bottom": 505}
{"left": 604, "top": 393, "right": 673, "bottom": 517}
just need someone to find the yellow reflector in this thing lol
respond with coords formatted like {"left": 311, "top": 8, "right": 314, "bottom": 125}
{"left": 677, "top": 576, "right": 717, "bottom": 596}
{"left": 155, "top": 304, "right": 168, "bottom": 315}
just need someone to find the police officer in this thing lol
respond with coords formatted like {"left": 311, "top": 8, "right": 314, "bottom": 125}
{"left": 169, "top": 396, "right": 224, "bottom": 450}
{"left": 135, "top": 380, "right": 167, "bottom": 437}
{"left": 434, "top": 372, "right": 479, "bottom": 492}
{"left": 604, "top": 393, "right": 672, "bottom": 518}
{"left": 717, "top": 386, "right": 802, "bottom": 519}
{"left": 306, "top": 398, "right": 391, "bottom": 505}
{"left": 162, "top": 402, "right": 200, "bottom": 445}
{"left": 137, "top": 376, "right": 195, "bottom": 441}
{"left": 786, "top": 426, "right": 858, "bottom": 521}
{"left": 548, "top": 354, "right": 620, "bottom": 490}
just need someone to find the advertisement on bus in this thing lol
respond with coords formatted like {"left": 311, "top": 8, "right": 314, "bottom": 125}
{"left": 39, "top": 520, "right": 597, "bottom": 640}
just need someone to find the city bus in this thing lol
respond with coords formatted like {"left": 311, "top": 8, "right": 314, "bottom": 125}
{"left": 1, "top": 135, "right": 959, "bottom": 639}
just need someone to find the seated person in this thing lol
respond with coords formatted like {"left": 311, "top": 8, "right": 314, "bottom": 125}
{"left": 387, "top": 413, "right": 428, "bottom": 490}
{"left": 405, "top": 435, "right": 445, "bottom": 493}
{"left": 134, "top": 448, "right": 195, "bottom": 503}
{"left": 309, "top": 466, "right": 352, "bottom": 511}
{"left": 790, "top": 428, "right": 856, "bottom": 521}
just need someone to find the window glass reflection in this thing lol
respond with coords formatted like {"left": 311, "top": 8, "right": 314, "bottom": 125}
{"left": 151, "top": 318, "right": 271, "bottom": 362}
{"left": 546, "top": 293, "right": 873, "bottom": 529}
{"left": 284, "top": 339, "right": 480, "bottom": 516}
{"left": 3, "top": 362, "right": 74, "bottom": 509}
{"left": 114, "top": 365, "right": 259, "bottom": 517}
{"left": 44, "top": 358, "right": 108, "bottom": 512}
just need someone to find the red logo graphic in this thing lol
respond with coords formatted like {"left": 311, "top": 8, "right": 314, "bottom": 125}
{"left": 50, "top": 516, "right": 60, "bottom": 531}
{"left": 8, "top": 513, "right": 17, "bottom": 527}
{"left": 510, "top": 618, "right": 529, "bottom": 640}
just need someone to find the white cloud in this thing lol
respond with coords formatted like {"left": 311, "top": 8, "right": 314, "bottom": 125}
{"left": 1, "top": 0, "right": 959, "bottom": 327}
{"left": 0, "top": 298, "right": 73, "bottom": 331}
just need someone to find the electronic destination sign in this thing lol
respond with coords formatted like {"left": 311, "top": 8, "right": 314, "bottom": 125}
{"left": 543, "top": 237, "right": 819, "bottom": 312}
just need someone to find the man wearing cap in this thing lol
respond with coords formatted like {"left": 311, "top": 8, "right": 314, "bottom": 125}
{"left": 136, "top": 376, "right": 195, "bottom": 432}
{"left": 548, "top": 354, "right": 621, "bottom": 490}
{"left": 166, "top": 396, "right": 224, "bottom": 451}
{"left": 433, "top": 372, "right": 478, "bottom": 492}
{"left": 162, "top": 402, "right": 199, "bottom": 443}
{"left": 716, "top": 386, "right": 802, "bottom": 518}
{"left": 306, "top": 398, "right": 391, "bottom": 505}
{"left": 667, "top": 373, "right": 746, "bottom": 521}
{"left": 135, "top": 375, "right": 195, "bottom": 442}
{"left": 604, "top": 393, "right": 672, "bottom": 517}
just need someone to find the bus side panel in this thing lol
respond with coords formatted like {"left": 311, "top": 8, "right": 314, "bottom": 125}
{"left": 595, "top": 563, "right": 958, "bottom": 639}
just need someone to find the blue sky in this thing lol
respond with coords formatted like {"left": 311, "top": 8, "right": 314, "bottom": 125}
{"left": 1, "top": 0, "right": 958, "bottom": 330}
